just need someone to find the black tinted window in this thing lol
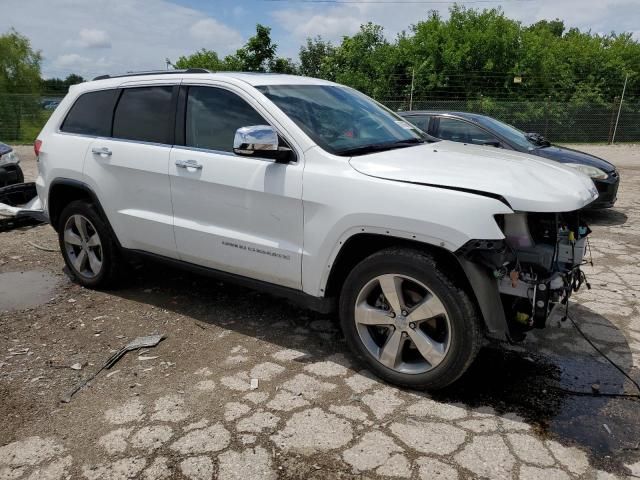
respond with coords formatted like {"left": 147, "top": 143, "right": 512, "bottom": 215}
{"left": 186, "top": 86, "right": 267, "bottom": 152}
{"left": 405, "top": 115, "right": 431, "bottom": 133}
{"left": 113, "top": 86, "right": 174, "bottom": 144}
{"left": 437, "top": 118, "right": 497, "bottom": 145}
{"left": 61, "top": 89, "right": 119, "bottom": 136}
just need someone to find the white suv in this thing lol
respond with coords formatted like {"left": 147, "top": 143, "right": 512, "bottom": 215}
{"left": 35, "top": 70, "right": 598, "bottom": 389}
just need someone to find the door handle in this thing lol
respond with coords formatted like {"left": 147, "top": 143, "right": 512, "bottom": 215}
{"left": 175, "top": 159, "right": 203, "bottom": 170}
{"left": 92, "top": 147, "right": 112, "bottom": 157}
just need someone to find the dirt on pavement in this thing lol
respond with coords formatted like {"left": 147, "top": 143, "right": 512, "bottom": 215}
{"left": 1, "top": 144, "right": 639, "bottom": 479}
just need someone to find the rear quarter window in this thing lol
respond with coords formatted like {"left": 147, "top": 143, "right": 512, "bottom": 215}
{"left": 60, "top": 89, "right": 119, "bottom": 136}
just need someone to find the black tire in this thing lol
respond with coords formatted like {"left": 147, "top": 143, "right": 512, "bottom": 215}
{"left": 339, "top": 247, "right": 482, "bottom": 390}
{"left": 57, "top": 200, "right": 123, "bottom": 288}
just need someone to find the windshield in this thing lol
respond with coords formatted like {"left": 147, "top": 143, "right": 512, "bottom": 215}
{"left": 473, "top": 116, "right": 537, "bottom": 151}
{"left": 256, "top": 84, "right": 427, "bottom": 156}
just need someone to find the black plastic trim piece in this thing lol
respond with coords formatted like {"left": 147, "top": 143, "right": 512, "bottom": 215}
{"left": 110, "top": 88, "right": 124, "bottom": 137}
{"left": 125, "top": 249, "right": 336, "bottom": 314}
{"left": 175, "top": 85, "right": 187, "bottom": 146}
{"left": 455, "top": 256, "right": 508, "bottom": 341}
{"left": 167, "top": 85, "right": 180, "bottom": 146}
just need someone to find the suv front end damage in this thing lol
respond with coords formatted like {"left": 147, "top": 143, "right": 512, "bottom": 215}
{"left": 457, "top": 210, "right": 591, "bottom": 342}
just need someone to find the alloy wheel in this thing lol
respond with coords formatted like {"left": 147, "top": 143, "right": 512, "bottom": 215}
{"left": 63, "top": 214, "right": 103, "bottom": 279}
{"left": 354, "top": 273, "right": 451, "bottom": 374}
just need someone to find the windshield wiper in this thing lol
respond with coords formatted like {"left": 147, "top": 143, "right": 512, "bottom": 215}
{"left": 337, "top": 138, "right": 425, "bottom": 157}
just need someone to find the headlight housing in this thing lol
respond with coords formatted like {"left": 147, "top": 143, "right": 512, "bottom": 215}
{"left": 0, "top": 150, "right": 19, "bottom": 167}
{"left": 564, "top": 163, "right": 607, "bottom": 180}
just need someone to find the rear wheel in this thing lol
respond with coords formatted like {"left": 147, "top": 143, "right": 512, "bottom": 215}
{"left": 339, "top": 248, "right": 482, "bottom": 390}
{"left": 57, "top": 200, "right": 123, "bottom": 288}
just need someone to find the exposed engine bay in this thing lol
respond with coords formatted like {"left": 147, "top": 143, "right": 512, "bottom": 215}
{"left": 459, "top": 210, "right": 591, "bottom": 341}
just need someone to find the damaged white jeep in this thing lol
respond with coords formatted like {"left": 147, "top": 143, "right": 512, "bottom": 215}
{"left": 34, "top": 71, "right": 598, "bottom": 389}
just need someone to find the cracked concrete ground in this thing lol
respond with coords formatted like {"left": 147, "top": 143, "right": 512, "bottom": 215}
{"left": 1, "top": 144, "right": 639, "bottom": 479}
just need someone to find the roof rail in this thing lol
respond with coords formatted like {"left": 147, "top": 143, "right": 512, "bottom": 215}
{"left": 92, "top": 68, "right": 210, "bottom": 81}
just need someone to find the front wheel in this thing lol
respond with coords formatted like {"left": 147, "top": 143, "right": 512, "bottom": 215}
{"left": 339, "top": 248, "right": 482, "bottom": 390}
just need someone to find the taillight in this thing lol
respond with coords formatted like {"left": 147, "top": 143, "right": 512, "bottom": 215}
{"left": 34, "top": 139, "right": 42, "bottom": 157}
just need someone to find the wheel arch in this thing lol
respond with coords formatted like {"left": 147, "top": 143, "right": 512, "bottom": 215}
{"left": 323, "top": 232, "right": 508, "bottom": 340}
{"left": 48, "top": 179, "right": 120, "bottom": 247}
{"left": 324, "top": 233, "right": 466, "bottom": 297}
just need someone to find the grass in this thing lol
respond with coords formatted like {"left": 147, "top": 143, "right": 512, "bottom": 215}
{"left": 0, "top": 110, "right": 52, "bottom": 145}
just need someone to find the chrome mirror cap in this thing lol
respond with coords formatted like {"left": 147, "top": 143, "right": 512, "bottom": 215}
{"left": 233, "top": 125, "right": 278, "bottom": 155}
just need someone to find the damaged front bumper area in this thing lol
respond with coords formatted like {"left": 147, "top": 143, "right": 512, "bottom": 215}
{"left": 456, "top": 210, "right": 591, "bottom": 342}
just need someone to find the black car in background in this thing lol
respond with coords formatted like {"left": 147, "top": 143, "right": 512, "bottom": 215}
{"left": 399, "top": 111, "right": 619, "bottom": 208}
{"left": 0, "top": 143, "right": 24, "bottom": 188}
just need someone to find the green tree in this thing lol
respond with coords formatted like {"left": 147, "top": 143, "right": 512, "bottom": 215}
{"left": 407, "top": 7, "right": 523, "bottom": 100}
{"left": 270, "top": 57, "right": 298, "bottom": 74}
{"left": 170, "top": 11, "right": 640, "bottom": 110}
{"left": 42, "top": 74, "right": 85, "bottom": 95}
{"left": 65, "top": 73, "right": 84, "bottom": 85}
{"left": 0, "top": 28, "right": 41, "bottom": 93}
{"left": 299, "top": 36, "right": 335, "bottom": 78}
{"left": 527, "top": 19, "right": 565, "bottom": 37}
{"left": 174, "top": 48, "right": 226, "bottom": 71}
{"left": 171, "top": 25, "right": 293, "bottom": 74}
{"left": 0, "top": 28, "right": 42, "bottom": 140}
{"left": 235, "top": 24, "right": 277, "bottom": 72}
{"left": 325, "top": 23, "right": 398, "bottom": 98}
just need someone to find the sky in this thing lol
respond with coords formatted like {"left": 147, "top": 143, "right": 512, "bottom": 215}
{"left": 2, "top": 0, "right": 639, "bottom": 80}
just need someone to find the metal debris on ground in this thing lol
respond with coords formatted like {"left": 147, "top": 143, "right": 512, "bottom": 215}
{"left": 27, "top": 241, "right": 57, "bottom": 252}
{"left": 61, "top": 334, "right": 165, "bottom": 403}
{"left": 8, "top": 348, "right": 29, "bottom": 356}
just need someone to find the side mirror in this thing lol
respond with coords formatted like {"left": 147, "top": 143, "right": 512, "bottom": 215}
{"left": 233, "top": 125, "right": 293, "bottom": 163}
{"left": 525, "top": 132, "right": 551, "bottom": 147}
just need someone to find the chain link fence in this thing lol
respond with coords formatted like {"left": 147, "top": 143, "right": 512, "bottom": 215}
{"left": 382, "top": 98, "right": 640, "bottom": 143}
{"left": 0, "top": 95, "right": 63, "bottom": 144}
{"left": 1, "top": 93, "right": 639, "bottom": 144}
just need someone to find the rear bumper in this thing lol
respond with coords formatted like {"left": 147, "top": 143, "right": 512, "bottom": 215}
{"left": 0, "top": 164, "right": 24, "bottom": 187}
{"left": 0, "top": 182, "right": 47, "bottom": 230}
{"left": 589, "top": 172, "right": 619, "bottom": 209}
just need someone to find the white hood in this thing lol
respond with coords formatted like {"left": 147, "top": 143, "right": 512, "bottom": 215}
{"left": 349, "top": 141, "right": 599, "bottom": 212}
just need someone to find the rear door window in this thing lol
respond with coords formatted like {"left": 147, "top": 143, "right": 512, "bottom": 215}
{"left": 61, "top": 89, "right": 119, "bottom": 136}
{"left": 185, "top": 86, "right": 267, "bottom": 153}
{"left": 112, "top": 86, "right": 174, "bottom": 144}
{"left": 436, "top": 117, "right": 498, "bottom": 145}
{"left": 404, "top": 115, "right": 432, "bottom": 133}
